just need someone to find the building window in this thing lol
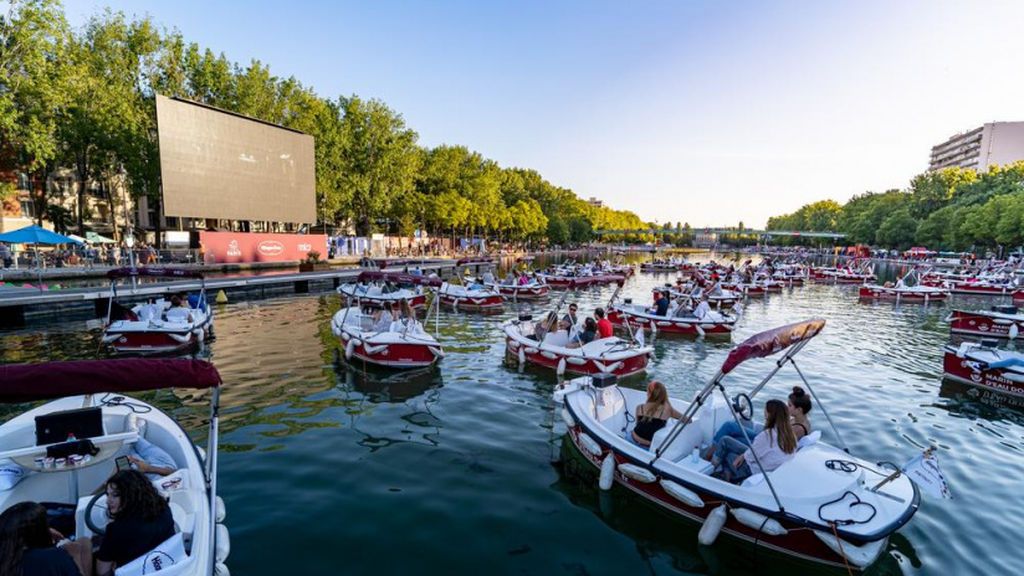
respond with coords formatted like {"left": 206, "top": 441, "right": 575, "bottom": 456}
{"left": 20, "top": 200, "right": 35, "bottom": 218}
{"left": 17, "top": 172, "right": 30, "bottom": 190}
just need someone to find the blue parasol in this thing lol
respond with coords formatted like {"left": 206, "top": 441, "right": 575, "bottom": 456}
{"left": 0, "top": 224, "right": 82, "bottom": 245}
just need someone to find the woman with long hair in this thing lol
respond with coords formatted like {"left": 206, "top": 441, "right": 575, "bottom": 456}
{"left": 94, "top": 470, "right": 174, "bottom": 576}
{"left": 714, "top": 399, "right": 797, "bottom": 483}
{"left": 0, "top": 501, "right": 81, "bottom": 576}
{"left": 631, "top": 381, "right": 686, "bottom": 446}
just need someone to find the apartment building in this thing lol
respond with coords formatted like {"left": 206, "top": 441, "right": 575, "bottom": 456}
{"left": 929, "top": 121, "right": 1024, "bottom": 172}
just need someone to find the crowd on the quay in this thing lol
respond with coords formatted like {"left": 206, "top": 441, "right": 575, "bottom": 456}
{"left": 0, "top": 241, "right": 176, "bottom": 270}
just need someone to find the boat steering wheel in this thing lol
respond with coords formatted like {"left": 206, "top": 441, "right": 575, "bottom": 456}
{"left": 732, "top": 393, "right": 754, "bottom": 421}
{"left": 84, "top": 491, "right": 108, "bottom": 536}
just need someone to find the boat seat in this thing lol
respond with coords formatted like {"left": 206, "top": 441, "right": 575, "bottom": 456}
{"left": 542, "top": 331, "right": 571, "bottom": 348}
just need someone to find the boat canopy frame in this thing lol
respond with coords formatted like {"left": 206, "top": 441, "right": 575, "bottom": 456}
{"left": 648, "top": 318, "right": 846, "bottom": 514}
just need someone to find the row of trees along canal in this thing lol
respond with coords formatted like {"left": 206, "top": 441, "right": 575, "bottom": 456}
{"left": 766, "top": 161, "right": 1024, "bottom": 252}
{"left": 0, "top": 0, "right": 650, "bottom": 246}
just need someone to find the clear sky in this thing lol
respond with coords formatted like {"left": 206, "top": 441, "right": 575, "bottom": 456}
{"left": 66, "top": 0, "right": 1024, "bottom": 228}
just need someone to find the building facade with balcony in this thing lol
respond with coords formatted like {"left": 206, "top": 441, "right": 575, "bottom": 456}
{"left": 929, "top": 121, "right": 1024, "bottom": 172}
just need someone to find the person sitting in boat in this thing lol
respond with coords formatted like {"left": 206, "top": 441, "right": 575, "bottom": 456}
{"left": 395, "top": 299, "right": 421, "bottom": 332}
{"left": 631, "top": 381, "right": 686, "bottom": 447}
{"left": 672, "top": 296, "right": 693, "bottom": 318}
{"left": 567, "top": 317, "right": 599, "bottom": 348}
{"left": 481, "top": 270, "right": 496, "bottom": 284}
{"left": 595, "top": 308, "right": 614, "bottom": 339}
{"left": 372, "top": 303, "right": 399, "bottom": 332}
{"left": 533, "top": 312, "right": 559, "bottom": 341}
{"left": 164, "top": 296, "right": 193, "bottom": 323}
{"left": 95, "top": 470, "right": 176, "bottom": 576}
{"left": 562, "top": 303, "right": 579, "bottom": 330}
{"left": 0, "top": 502, "right": 84, "bottom": 576}
{"left": 787, "top": 386, "right": 812, "bottom": 440}
{"left": 895, "top": 277, "right": 906, "bottom": 289}
{"left": 693, "top": 294, "right": 711, "bottom": 320}
{"left": 650, "top": 291, "right": 670, "bottom": 316}
{"left": 713, "top": 400, "right": 797, "bottom": 483}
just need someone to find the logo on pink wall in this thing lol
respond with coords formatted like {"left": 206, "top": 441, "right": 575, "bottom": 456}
{"left": 257, "top": 240, "right": 285, "bottom": 256}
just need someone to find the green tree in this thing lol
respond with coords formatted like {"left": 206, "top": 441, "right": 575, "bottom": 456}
{"left": 875, "top": 209, "right": 917, "bottom": 249}
{"left": 337, "top": 96, "right": 420, "bottom": 236}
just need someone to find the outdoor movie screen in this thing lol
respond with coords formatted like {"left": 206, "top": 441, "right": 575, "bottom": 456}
{"left": 156, "top": 94, "right": 316, "bottom": 224}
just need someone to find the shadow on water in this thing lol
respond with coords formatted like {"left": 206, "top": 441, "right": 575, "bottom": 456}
{"left": 553, "top": 437, "right": 918, "bottom": 576}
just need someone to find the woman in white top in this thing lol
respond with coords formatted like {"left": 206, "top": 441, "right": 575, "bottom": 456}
{"left": 714, "top": 399, "right": 797, "bottom": 483}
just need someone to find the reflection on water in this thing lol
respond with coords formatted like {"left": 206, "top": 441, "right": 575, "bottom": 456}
{"left": 2, "top": 253, "right": 1023, "bottom": 574}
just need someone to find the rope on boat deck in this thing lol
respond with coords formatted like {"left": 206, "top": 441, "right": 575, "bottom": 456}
{"left": 829, "top": 521, "right": 855, "bottom": 576}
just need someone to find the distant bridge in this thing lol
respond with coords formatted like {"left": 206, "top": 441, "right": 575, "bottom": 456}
{"left": 593, "top": 228, "right": 846, "bottom": 239}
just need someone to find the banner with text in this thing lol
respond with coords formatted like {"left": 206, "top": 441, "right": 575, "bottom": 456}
{"left": 198, "top": 231, "right": 327, "bottom": 263}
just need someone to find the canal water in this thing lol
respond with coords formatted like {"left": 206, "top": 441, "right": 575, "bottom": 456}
{"left": 2, "top": 255, "right": 1021, "bottom": 575}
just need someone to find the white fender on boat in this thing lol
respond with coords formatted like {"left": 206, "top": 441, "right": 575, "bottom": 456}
{"left": 677, "top": 323, "right": 692, "bottom": 329}
{"left": 599, "top": 454, "right": 615, "bottom": 491}
{"left": 557, "top": 357, "right": 567, "bottom": 376}
{"left": 618, "top": 463, "right": 656, "bottom": 483}
{"left": 541, "top": 351, "right": 559, "bottom": 360}
{"left": 731, "top": 508, "right": 787, "bottom": 536}
{"left": 215, "top": 496, "right": 226, "bottom": 522}
{"left": 659, "top": 479, "right": 704, "bottom": 508}
{"left": 517, "top": 347, "right": 526, "bottom": 365}
{"left": 698, "top": 505, "right": 728, "bottom": 546}
{"left": 1011, "top": 324, "right": 1020, "bottom": 340}
{"left": 508, "top": 339, "right": 520, "bottom": 349}
{"left": 695, "top": 324, "right": 706, "bottom": 337}
{"left": 565, "top": 356, "right": 587, "bottom": 365}
{"left": 363, "top": 343, "right": 389, "bottom": 355}
{"left": 578, "top": 432, "right": 602, "bottom": 457}
{"left": 700, "top": 323, "right": 716, "bottom": 330}
{"left": 336, "top": 325, "right": 347, "bottom": 339}
{"left": 428, "top": 346, "right": 445, "bottom": 358}
{"left": 102, "top": 333, "right": 121, "bottom": 344}
{"left": 656, "top": 321, "right": 671, "bottom": 327}
{"left": 525, "top": 347, "right": 539, "bottom": 354}
{"left": 452, "top": 297, "right": 460, "bottom": 311}
{"left": 215, "top": 563, "right": 230, "bottom": 576}
{"left": 215, "top": 523, "right": 231, "bottom": 563}
{"left": 814, "top": 531, "right": 887, "bottom": 568}
{"left": 593, "top": 360, "right": 622, "bottom": 374}
{"left": 561, "top": 407, "right": 576, "bottom": 428}
{"left": 345, "top": 339, "right": 356, "bottom": 360}
{"left": 193, "top": 328, "right": 205, "bottom": 341}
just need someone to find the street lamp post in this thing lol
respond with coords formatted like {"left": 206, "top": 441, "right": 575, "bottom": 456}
{"left": 119, "top": 164, "right": 137, "bottom": 291}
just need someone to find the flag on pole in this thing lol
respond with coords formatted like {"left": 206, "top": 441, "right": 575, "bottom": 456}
{"left": 902, "top": 450, "right": 952, "bottom": 499}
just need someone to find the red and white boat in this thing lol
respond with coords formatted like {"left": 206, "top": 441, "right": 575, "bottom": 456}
{"left": 858, "top": 284, "right": 949, "bottom": 303}
{"left": 503, "top": 316, "right": 653, "bottom": 377}
{"left": 665, "top": 285, "right": 740, "bottom": 309}
{"left": 947, "top": 306, "right": 1024, "bottom": 339}
{"left": 943, "top": 341, "right": 1024, "bottom": 398}
{"left": 101, "top": 267, "right": 213, "bottom": 355}
{"left": 722, "top": 282, "right": 766, "bottom": 297}
{"left": 607, "top": 302, "right": 736, "bottom": 337}
{"left": 554, "top": 320, "right": 921, "bottom": 571}
{"left": 437, "top": 281, "right": 504, "bottom": 312}
{"left": 338, "top": 271, "right": 440, "bottom": 309}
{"left": 489, "top": 279, "right": 551, "bottom": 300}
{"left": 331, "top": 306, "right": 444, "bottom": 369}
{"left": 810, "top": 265, "right": 876, "bottom": 284}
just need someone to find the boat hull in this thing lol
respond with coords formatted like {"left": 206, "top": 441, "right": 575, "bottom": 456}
{"left": 942, "top": 349, "right": 1024, "bottom": 398}
{"left": 858, "top": 286, "right": 949, "bottom": 302}
{"left": 504, "top": 337, "right": 650, "bottom": 377}
{"left": 495, "top": 285, "right": 550, "bottom": 300}
{"left": 607, "top": 309, "right": 733, "bottom": 336}
{"left": 948, "top": 310, "right": 1022, "bottom": 339}
{"left": 439, "top": 293, "right": 504, "bottom": 311}
{"left": 105, "top": 317, "right": 212, "bottom": 356}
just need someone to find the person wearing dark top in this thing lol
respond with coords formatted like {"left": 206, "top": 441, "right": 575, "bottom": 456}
{"left": 95, "top": 470, "right": 175, "bottom": 575}
{"left": 631, "top": 381, "right": 687, "bottom": 447}
{"left": 568, "top": 318, "right": 598, "bottom": 348}
{"left": 0, "top": 501, "right": 81, "bottom": 576}
{"left": 651, "top": 291, "right": 670, "bottom": 316}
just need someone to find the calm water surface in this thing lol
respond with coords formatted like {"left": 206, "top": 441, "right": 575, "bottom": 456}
{"left": 2, "top": 256, "right": 1022, "bottom": 575}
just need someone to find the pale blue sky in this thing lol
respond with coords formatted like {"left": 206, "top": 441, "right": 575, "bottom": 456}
{"left": 67, "top": 0, "right": 1024, "bottom": 227}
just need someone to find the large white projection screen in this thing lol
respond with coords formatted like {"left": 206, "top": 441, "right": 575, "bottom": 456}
{"left": 156, "top": 94, "right": 316, "bottom": 223}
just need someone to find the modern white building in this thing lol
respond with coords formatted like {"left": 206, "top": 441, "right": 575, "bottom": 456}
{"left": 929, "top": 121, "right": 1024, "bottom": 172}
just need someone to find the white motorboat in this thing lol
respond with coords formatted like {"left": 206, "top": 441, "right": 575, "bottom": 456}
{"left": 0, "top": 359, "right": 229, "bottom": 575}
{"left": 102, "top": 268, "right": 213, "bottom": 355}
{"left": 437, "top": 281, "right": 504, "bottom": 312}
{"left": 553, "top": 320, "right": 920, "bottom": 570}
{"left": 337, "top": 271, "right": 440, "bottom": 309}
{"left": 331, "top": 306, "right": 444, "bottom": 369}
{"left": 503, "top": 315, "right": 653, "bottom": 377}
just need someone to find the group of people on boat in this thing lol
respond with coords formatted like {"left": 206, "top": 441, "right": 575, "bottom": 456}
{"left": 367, "top": 299, "right": 420, "bottom": 333}
{"left": 629, "top": 382, "right": 813, "bottom": 484}
{"left": 532, "top": 304, "right": 614, "bottom": 347}
{"left": 650, "top": 290, "right": 713, "bottom": 319}
{"left": 132, "top": 292, "right": 201, "bottom": 324}
{"left": 0, "top": 417, "right": 182, "bottom": 576}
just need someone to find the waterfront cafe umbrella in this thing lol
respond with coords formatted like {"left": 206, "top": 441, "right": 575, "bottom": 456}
{"left": 86, "top": 231, "right": 115, "bottom": 244}
{"left": 0, "top": 224, "right": 82, "bottom": 289}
